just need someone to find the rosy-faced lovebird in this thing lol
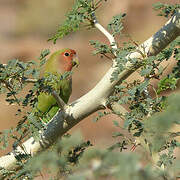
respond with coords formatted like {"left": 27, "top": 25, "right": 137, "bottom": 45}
{"left": 36, "top": 48, "right": 79, "bottom": 122}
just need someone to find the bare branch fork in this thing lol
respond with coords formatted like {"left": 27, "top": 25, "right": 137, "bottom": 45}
{"left": 0, "top": 10, "right": 180, "bottom": 176}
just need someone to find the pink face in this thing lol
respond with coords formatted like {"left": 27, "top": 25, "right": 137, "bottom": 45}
{"left": 60, "top": 49, "right": 78, "bottom": 72}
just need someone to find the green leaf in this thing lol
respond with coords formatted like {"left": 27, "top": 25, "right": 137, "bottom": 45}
{"left": 113, "top": 120, "right": 120, "bottom": 127}
{"left": 157, "top": 75, "right": 177, "bottom": 94}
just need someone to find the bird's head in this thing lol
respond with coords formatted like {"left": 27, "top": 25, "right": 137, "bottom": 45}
{"left": 60, "top": 49, "right": 79, "bottom": 72}
{"left": 44, "top": 48, "right": 79, "bottom": 75}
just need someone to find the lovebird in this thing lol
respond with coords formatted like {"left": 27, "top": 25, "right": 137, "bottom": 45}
{"left": 35, "top": 48, "right": 79, "bottom": 122}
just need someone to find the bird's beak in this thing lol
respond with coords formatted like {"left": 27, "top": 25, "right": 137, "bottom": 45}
{"left": 72, "top": 55, "right": 79, "bottom": 68}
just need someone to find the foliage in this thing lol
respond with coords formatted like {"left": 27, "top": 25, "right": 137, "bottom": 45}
{"left": 153, "top": 2, "right": 180, "bottom": 18}
{"left": 108, "top": 13, "right": 126, "bottom": 36}
{"left": 88, "top": 2, "right": 180, "bottom": 179}
{"left": 0, "top": 1, "right": 180, "bottom": 180}
{"left": 1, "top": 133, "right": 92, "bottom": 179}
{"left": 49, "top": 0, "right": 108, "bottom": 43}
{"left": 157, "top": 37, "right": 180, "bottom": 94}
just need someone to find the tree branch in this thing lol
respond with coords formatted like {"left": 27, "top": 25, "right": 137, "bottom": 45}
{"left": 0, "top": 10, "right": 179, "bottom": 177}
{"left": 22, "top": 78, "right": 38, "bottom": 83}
{"left": 92, "top": 12, "right": 117, "bottom": 50}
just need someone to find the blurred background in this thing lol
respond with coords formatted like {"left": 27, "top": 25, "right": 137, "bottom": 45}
{"left": 0, "top": 0, "right": 179, "bottom": 156}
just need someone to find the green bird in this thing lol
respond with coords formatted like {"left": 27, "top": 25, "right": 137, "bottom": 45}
{"left": 36, "top": 48, "right": 79, "bottom": 122}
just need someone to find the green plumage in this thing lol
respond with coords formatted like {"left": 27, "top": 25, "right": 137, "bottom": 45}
{"left": 34, "top": 49, "right": 76, "bottom": 123}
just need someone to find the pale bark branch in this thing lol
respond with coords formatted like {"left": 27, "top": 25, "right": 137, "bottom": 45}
{"left": 22, "top": 78, "right": 38, "bottom": 83}
{"left": 93, "top": 16, "right": 117, "bottom": 49}
{"left": 0, "top": 10, "right": 180, "bottom": 177}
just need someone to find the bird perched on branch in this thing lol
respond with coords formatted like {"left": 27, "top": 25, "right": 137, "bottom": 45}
{"left": 35, "top": 48, "right": 79, "bottom": 122}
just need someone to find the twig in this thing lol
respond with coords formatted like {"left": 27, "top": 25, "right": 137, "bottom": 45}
{"left": 52, "top": 91, "right": 66, "bottom": 110}
{"left": 92, "top": 12, "right": 117, "bottom": 50}
{"left": 22, "top": 78, "right": 38, "bottom": 83}
{"left": 23, "top": 79, "right": 66, "bottom": 110}
{"left": 2, "top": 80, "right": 20, "bottom": 105}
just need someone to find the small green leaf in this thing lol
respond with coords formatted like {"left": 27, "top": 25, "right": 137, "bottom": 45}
{"left": 113, "top": 120, "right": 120, "bottom": 127}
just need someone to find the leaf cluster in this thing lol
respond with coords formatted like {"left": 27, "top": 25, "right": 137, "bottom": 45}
{"left": 0, "top": 50, "right": 51, "bottom": 150}
{"left": 49, "top": 0, "right": 108, "bottom": 43}
{"left": 1, "top": 133, "right": 92, "bottom": 179}
{"left": 157, "top": 37, "right": 180, "bottom": 94}
{"left": 153, "top": 2, "right": 180, "bottom": 18}
{"left": 108, "top": 13, "right": 126, "bottom": 36}
{"left": 68, "top": 148, "right": 168, "bottom": 180}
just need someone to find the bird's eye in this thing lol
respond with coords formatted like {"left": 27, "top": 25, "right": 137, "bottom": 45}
{"left": 64, "top": 52, "right": 70, "bottom": 56}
